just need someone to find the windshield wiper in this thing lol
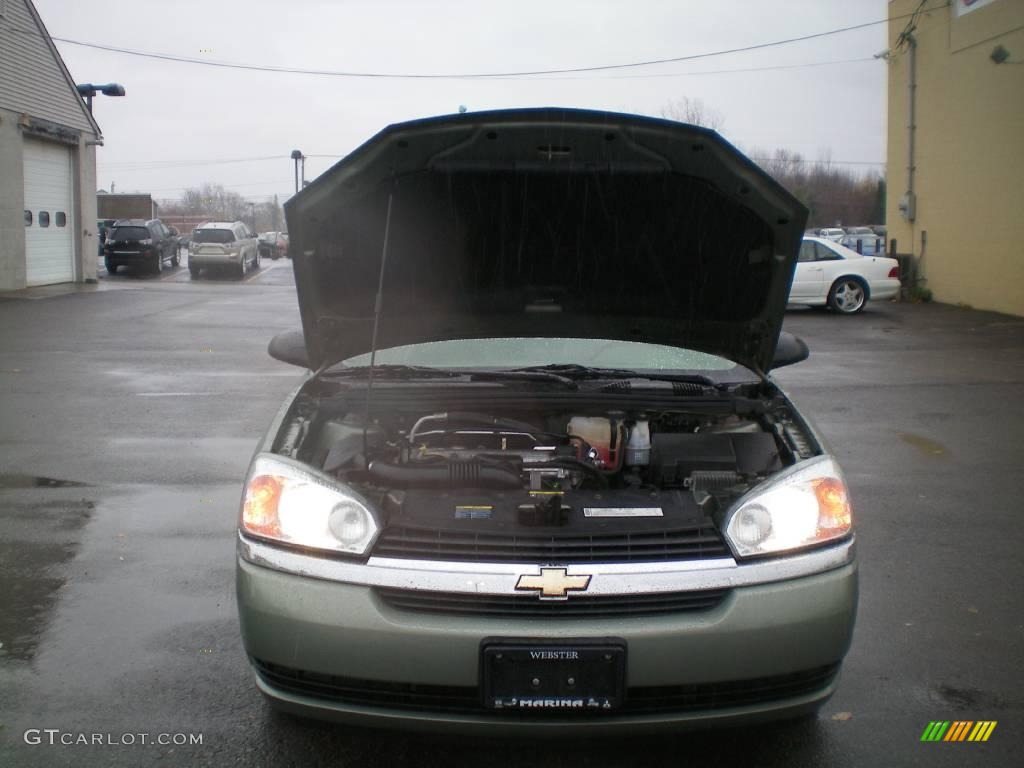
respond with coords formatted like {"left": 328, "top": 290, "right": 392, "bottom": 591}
{"left": 467, "top": 369, "right": 578, "bottom": 389}
{"left": 508, "top": 363, "right": 718, "bottom": 387}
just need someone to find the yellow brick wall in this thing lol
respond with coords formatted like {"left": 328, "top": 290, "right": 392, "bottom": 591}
{"left": 886, "top": 0, "right": 1024, "bottom": 315}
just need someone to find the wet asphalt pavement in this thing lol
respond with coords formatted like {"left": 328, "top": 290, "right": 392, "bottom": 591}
{"left": 1, "top": 262, "right": 1022, "bottom": 767}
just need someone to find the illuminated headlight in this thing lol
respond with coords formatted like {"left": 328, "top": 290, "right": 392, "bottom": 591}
{"left": 724, "top": 456, "right": 852, "bottom": 558}
{"left": 240, "top": 454, "right": 379, "bottom": 556}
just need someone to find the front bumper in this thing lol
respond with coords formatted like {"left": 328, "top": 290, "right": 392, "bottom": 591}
{"left": 237, "top": 543, "right": 857, "bottom": 731}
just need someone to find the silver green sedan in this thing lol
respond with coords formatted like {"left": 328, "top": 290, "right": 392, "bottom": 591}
{"left": 236, "top": 108, "right": 857, "bottom": 732}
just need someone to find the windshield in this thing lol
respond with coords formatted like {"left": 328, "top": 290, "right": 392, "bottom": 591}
{"left": 109, "top": 226, "right": 149, "bottom": 240}
{"left": 341, "top": 337, "right": 738, "bottom": 372}
{"left": 193, "top": 229, "right": 235, "bottom": 244}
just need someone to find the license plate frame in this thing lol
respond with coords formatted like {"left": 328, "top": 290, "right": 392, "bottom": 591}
{"left": 481, "top": 637, "right": 626, "bottom": 712}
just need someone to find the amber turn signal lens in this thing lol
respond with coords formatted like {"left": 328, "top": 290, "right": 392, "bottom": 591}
{"left": 243, "top": 474, "right": 284, "bottom": 537}
{"left": 814, "top": 477, "right": 852, "bottom": 533}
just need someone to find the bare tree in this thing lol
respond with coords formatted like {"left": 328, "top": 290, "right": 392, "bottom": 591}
{"left": 159, "top": 188, "right": 285, "bottom": 232}
{"left": 252, "top": 199, "right": 286, "bottom": 233}
{"left": 150, "top": 183, "right": 247, "bottom": 221}
{"left": 656, "top": 98, "right": 882, "bottom": 226}
{"left": 747, "top": 147, "right": 884, "bottom": 228}
{"left": 660, "top": 97, "right": 725, "bottom": 131}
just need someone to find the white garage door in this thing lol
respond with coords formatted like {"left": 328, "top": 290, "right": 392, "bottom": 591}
{"left": 23, "top": 138, "right": 75, "bottom": 286}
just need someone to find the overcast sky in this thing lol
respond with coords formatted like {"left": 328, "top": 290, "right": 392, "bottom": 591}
{"left": 37, "top": 0, "right": 889, "bottom": 203}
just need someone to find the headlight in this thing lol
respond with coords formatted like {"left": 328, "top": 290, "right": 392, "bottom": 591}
{"left": 723, "top": 456, "right": 852, "bottom": 558}
{"left": 240, "top": 454, "right": 380, "bottom": 556}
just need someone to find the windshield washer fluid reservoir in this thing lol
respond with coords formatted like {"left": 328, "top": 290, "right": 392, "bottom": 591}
{"left": 625, "top": 419, "right": 651, "bottom": 466}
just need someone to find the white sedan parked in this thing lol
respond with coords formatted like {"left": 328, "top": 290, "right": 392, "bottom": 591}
{"left": 789, "top": 236, "right": 901, "bottom": 313}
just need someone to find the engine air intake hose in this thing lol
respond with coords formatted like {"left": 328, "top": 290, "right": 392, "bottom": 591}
{"left": 367, "top": 460, "right": 522, "bottom": 489}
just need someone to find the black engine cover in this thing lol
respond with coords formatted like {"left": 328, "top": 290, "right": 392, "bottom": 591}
{"left": 384, "top": 487, "right": 706, "bottom": 534}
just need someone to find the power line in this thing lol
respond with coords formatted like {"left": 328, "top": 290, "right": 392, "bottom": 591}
{"left": 896, "top": 0, "right": 932, "bottom": 49}
{"left": 99, "top": 154, "right": 282, "bottom": 169}
{"left": 111, "top": 180, "right": 293, "bottom": 193}
{"left": 23, "top": 12, "right": 914, "bottom": 80}
{"left": 750, "top": 157, "right": 885, "bottom": 167}
{"left": 567, "top": 56, "right": 877, "bottom": 80}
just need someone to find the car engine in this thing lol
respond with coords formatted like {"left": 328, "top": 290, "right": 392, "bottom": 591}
{"left": 272, "top": 390, "right": 819, "bottom": 540}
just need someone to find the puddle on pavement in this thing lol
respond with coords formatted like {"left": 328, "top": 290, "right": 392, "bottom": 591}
{"left": 0, "top": 474, "right": 90, "bottom": 488}
{"left": 0, "top": 499, "right": 93, "bottom": 661}
{"left": 897, "top": 432, "right": 948, "bottom": 457}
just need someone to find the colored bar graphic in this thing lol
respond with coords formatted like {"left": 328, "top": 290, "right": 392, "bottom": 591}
{"left": 921, "top": 721, "right": 950, "bottom": 741}
{"left": 921, "top": 720, "right": 996, "bottom": 742}
{"left": 968, "top": 721, "right": 997, "bottom": 742}
{"left": 944, "top": 721, "right": 972, "bottom": 741}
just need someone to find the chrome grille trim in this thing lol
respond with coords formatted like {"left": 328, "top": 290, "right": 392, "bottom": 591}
{"left": 238, "top": 533, "right": 855, "bottom": 596}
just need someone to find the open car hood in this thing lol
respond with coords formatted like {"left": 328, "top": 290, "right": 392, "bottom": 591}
{"left": 284, "top": 108, "right": 807, "bottom": 374}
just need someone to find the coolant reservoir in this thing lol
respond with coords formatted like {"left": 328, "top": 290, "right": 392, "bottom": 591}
{"left": 625, "top": 420, "right": 651, "bottom": 466}
{"left": 567, "top": 416, "right": 613, "bottom": 466}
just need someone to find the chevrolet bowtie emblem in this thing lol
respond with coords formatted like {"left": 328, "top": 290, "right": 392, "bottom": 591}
{"left": 515, "top": 567, "right": 592, "bottom": 599}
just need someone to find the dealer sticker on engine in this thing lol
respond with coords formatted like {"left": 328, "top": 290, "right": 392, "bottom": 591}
{"left": 583, "top": 508, "right": 663, "bottom": 518}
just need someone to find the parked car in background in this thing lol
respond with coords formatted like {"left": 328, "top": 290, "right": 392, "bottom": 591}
{"left": 103, "top": 219, "right": 179, "bottom": 274}
{"left": 870, "top": 224, "right": 887, "bottom": 237}
{"left": 258, "top": 231, "right": 288, "bottom": 260}
{"left": 790, "top": 236, "right": 900, "bottom": 313}
{"left": 840, "top": 227, "right": 883, "bottom": 256}
{"left": 188, "top": 221, "right": 259, "bottom": 279}
{"left": 815, "top": 227, "right": 846, "bottom": 242}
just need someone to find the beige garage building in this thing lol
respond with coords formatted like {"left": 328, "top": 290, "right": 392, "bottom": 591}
{"left": 886, "top": 0, "right": 1024, "bottom": 316}
{"left": 0, "top": 0, "right": 101, "bottom": 291}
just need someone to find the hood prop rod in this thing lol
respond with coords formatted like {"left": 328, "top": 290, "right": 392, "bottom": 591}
{"left": 362, "top": 189, "right": 395, "bottom": 465}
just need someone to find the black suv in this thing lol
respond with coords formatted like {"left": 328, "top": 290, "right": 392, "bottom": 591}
{"left": 103, "top": 219, "right": 179, "bottom": 274}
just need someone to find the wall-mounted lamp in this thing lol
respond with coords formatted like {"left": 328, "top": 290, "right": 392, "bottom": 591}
{"left": 76, "top": 83, "right": 125, "bottom": 114}
{"left": 990, "top": 45, "right": 1010, "bottom": 64}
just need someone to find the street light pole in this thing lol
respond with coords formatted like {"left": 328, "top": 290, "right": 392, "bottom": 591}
{"left": 290, "top": 149, "right": 303, "bottom": 194}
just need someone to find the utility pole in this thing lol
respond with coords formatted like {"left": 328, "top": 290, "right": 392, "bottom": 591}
{"left": 272, "top": 194, "right": 279, "bottom": 231}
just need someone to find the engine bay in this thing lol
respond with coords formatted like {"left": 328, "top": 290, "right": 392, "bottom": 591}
{"left": 272, "top": 386, "right": 820, "bottom": 539}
